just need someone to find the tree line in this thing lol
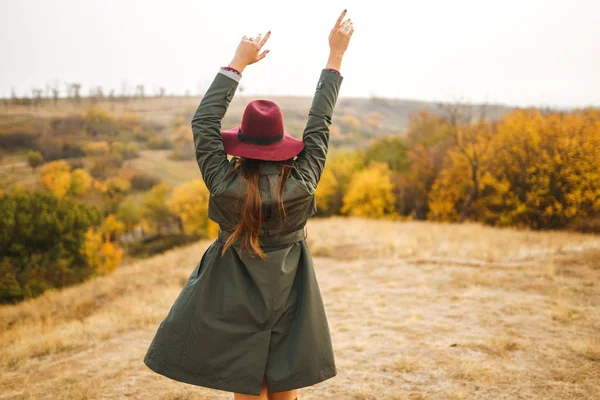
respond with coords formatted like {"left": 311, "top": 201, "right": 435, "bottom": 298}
{"left": 316, "top": 107, "right": 600, "bottom": 232}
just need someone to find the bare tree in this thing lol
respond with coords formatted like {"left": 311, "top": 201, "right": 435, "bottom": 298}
{"left": 90, "top": 86, "right": 104, "bottom": 104}
{"left": 10, "top": 87, "right": 18, "bottom": 107}
{"left": 108, "top": 89, "right": 116, "bottom": 111}
{"left": 71, "top": 83, "right": 82, "bottom": 104}
{"left": 135, "top": 84, "right": 145, "bottom": 98}
{"left": 51, "top": 83, "right": 60, "bottom": 108}
{"left": 158, "top": 87, "right": 166, "bottom": 97}
{"left": 120, "top": 80, "right": 130, "bottom": 108}
{"left": 32, "top": 88, "right": 43, "bottom": 108}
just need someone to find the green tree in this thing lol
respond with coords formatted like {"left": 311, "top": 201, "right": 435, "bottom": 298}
{"left": 27, "top": 150, "right": 44, "bottom": 170}
{"left": 116, "top": 199, "right": 142, "bottom": 231}
{"left": 363, "top": 136, "right": 409, "bottom": 172}
{"left": 141, "top": 183, "right": 178, "bottom": 235}
{"left": 0, "top": 190, "right": 101, "bottom": 303}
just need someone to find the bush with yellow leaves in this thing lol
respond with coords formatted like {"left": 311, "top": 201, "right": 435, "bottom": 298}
{"left": 341, "top": 161, "right": 398, "bottom": 219}
{"left": 168, "top": 179, "right": 211, "bottom": 237}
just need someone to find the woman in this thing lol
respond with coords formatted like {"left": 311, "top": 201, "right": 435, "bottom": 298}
{"left": 143, "top": 9, "right": 354, "bottom": 400}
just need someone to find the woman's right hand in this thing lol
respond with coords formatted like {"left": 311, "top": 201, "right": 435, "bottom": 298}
{"left": 327, "top": 10, "right": 354, "bottom": 70}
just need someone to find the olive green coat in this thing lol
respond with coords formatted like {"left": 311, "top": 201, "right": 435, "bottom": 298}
{"left": 143, "top": 68, "right": 343, "bottom": 396}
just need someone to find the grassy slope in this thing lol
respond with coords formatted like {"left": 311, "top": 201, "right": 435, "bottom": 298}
{"left": 1, "top": 217, "right": 599, "bottom": 400}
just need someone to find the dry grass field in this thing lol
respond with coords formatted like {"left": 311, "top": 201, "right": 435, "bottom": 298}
{"left": 1, "top": 217, "right": 599, "bottom": 400}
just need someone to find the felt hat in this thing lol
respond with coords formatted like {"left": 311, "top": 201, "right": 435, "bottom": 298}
{"left": 221, "top": 100, "right": 304, "bottom": 161}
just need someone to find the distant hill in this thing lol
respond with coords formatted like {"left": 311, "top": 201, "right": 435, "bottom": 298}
{"left": 1, "top": 95, "right": 513, "bottom": 141}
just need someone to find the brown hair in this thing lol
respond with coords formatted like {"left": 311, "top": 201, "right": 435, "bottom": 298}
{"left": 220, "top": 157, "right": 294, "bottom": 259}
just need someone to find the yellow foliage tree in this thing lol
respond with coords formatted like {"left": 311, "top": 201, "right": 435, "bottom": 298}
{"left": 341, "top": 161, "right": 397, "bottom": 218}
{"left": 168, "top": 179, "right": 211, "bottom": 236}
{"left": 69, "top": 168, "right": 93, "bottom": 197}
{"left": 81, "top": 227, "right": 123, "bottom": 276}
{"left": 39, "top": 160, "right": 72, "bottom": 198}
{"left": 428, "top": 108, "right": 600, "bottom": 230}
{"left": 315, "top": 168, "right": 339, "bottom": 214}
{"left": 101, "top": 214, "right": 126, "bottom": 240}
{"left": 315, "top": 149, "right": 365, "bottom": 215}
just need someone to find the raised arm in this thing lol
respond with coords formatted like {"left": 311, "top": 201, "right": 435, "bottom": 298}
{"left": 191, "top": 31, "right": 271, "bottom": 193}
{"left": 295, "top": 10, "right": 354, "bottom": 191}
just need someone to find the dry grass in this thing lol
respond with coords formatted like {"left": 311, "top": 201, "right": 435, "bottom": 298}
{"left": 1, "top": 217, "right": 599, "bottom": 399}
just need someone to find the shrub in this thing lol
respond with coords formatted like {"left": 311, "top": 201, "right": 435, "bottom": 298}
{"left": 147, "top": 136, "right": 173, "bottom": 149}
{"left": 0, "top": 190, "right": 101, "bottom": 303}
{"left": 0, "top": 132, "right": 38, "bottom": 151}
{"left": 27, "top": 150, "right": 44, "bottom": 169}
{"left": 130, "top": 172, "right": 161, "bottom": 191}
{"left": 84, "top": 106, "right": 118, "bottom": 136}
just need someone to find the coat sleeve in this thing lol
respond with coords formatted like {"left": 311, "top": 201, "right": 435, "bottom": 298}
{"left": 191, "top": 69, "right": 240, "bottom": 194}
{"left": 294, "top": 68, "right": 344, "bottom": 191}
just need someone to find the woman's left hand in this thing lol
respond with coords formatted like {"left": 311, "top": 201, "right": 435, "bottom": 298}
{"left": 229, "top": 31, "right": 271, "bottom": 73}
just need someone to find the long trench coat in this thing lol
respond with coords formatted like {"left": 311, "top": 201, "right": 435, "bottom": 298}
{"left": 143, "top": 68, "right": 344, "bottom": 396}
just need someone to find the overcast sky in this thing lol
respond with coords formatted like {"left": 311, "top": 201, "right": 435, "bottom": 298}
{"left": 1, "top": 0, "right": 598, "bottom": 107}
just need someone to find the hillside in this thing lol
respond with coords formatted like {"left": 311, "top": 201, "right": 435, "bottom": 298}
{"left": 1, "top": 94, "right": 513, "bottom": 138}
{"left": 1, "top": 217, "right": 599, "bottom": 400}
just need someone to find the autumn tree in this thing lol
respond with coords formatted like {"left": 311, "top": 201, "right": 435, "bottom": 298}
{"left": 81, "top": 227, "right": 123, "bottom": 277}
{"left": 401, "top": 111, "right": 454, "bottom": 219}
{"left": 428, "top": 108, "right": 600, "bottom": 230}
{"left": 69, "top": 168, "right": 93, "bottom": 197}
{"left": 141, "top": 183, "right": 178, "bottom": 235}
{"left": 116, "top": 199, "right": 142, "bottom": 231}
{"left": 315, "top": 149, "right": 365, "bottom": 215}
{"left": 341, "top": 161, "right": 397, "bottom": 219}
{"left": 39, "top": 160, "right": 72, "bottom": 198}
{"left": 95, "top": 177, "right": 131, "bottom": 213}
{"left": 168, "top": 179, "right": 211, "bottom": 236}
{"left": 440, "top": 102, "right": 495, "bottom": 221}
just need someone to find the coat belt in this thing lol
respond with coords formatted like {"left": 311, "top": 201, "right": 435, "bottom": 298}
{"left": 217, "top": 225, "right": 307, "bottom": 246}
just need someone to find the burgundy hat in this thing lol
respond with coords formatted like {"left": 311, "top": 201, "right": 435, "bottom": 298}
{"left": 221, "top": 100, "right": 305, "bottom": 161}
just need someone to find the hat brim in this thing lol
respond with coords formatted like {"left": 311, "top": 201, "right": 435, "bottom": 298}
{"left": 221, "top": 126, "right": 305, "bottom": 161}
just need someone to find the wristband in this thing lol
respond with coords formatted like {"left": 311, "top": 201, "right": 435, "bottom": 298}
{"left": 223, "top": 65, "right": 242, "bottom": 76}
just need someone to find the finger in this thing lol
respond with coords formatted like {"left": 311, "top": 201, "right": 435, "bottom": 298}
{"left": 339, "top": 19, "right": 352, "bottom": 31}
{"left": 255, "top": 33, "right": 262, "bottom": 44}
{"left": 259, "top": 31, "right": 271, "bottom": 47}
{"left": 335, "top": 9, "right": 347, "bottom": 27}
{"left": 257, "top": 49, "right": 270, "bottom": 61}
